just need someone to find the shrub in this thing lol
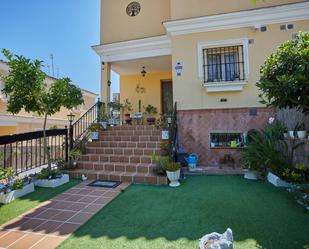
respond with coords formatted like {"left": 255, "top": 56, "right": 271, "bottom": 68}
{"left": 12, "top": 179, "right": 24, "bottom": 190}
{"left": 0, "top": 167, "right": 15, "bottom": 181}
{"left": 166, "top": 162, "right": 181, "bottom": 172}
{"left": 69, "top": 149, "right": 81, "bottom": 160}
{"left": 257, "top": 32, "right": 309, "bottom": 114}
{"left": 151, "top": 154, "right": 170, "bottom": 175}
{"left": 143, "top": 104, "right": 157, "bottom": 116}
{"left": 89, "top": 123, "right": 102, "bottom": 132}
{"left": 37, "top": 168, "right": 61, "bottom": 180}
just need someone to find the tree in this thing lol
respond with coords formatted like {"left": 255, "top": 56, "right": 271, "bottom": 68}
{"left": 257, "top": 32, "right": 309, "bottom": 114}
{"left": 1, "top": 49, "right": 84, "bottom": 172}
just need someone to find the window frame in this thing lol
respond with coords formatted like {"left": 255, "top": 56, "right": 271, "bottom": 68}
{"left": 198, "top": 38, "right": 249, "bottom": 92}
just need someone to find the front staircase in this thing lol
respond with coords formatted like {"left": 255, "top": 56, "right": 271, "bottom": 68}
{"left": 67, "top": 125, "right": 168, "bottom": 185}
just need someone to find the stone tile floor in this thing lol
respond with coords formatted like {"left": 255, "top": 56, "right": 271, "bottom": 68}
{"left": 0, "top": 181, "right": 130, "bottom": 249}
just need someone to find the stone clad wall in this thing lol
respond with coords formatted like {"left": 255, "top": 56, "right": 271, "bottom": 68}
{"left": 177, "top": 107, "right": 275, "bottom": 166}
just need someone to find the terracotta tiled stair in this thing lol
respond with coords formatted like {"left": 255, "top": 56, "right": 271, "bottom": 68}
{"left": 67, "top": 125, "right": 167, "bottom": 185}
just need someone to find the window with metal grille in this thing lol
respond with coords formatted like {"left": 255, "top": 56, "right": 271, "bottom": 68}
{"left": 203, "top": 45, "right": 245, "bottom": 83}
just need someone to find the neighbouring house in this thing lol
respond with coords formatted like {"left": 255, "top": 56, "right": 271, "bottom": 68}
{"left": 0, "top": 60, "right": 98, "bottom": 135}
{"left": 92, "top": 0, "right": 309, "bottom": 166}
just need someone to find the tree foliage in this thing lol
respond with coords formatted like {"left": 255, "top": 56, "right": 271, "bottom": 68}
{"left": 257, "top": 32, "right": 309, "bottom": 114}
{"left": 1, "top": 49, "right": 84, "bottom": 171}
{"left": 2, "top": 49, "right": 84, "bottom": 115}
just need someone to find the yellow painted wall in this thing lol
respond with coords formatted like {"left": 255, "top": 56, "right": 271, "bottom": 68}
{"left": 0, "top": 64, "right": 97, "bottom": 135}
{"left": 171, "top": 20, "right": 309, "bottom": 110}
{"left": 0, "top": 126, "right": 17, "bottom": 136}
{"left": 120, "top": 71, "right": 172, "bottom": 115}
{"left": 101, "top": 0, "right": 171, "bottom": 44}
{"left": 170, "top": 0, "right": 305, "bottom": 20}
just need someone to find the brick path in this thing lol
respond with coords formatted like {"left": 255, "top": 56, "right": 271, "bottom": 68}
{"left": 0, "top": 181, "right": 130, "bottom": 249}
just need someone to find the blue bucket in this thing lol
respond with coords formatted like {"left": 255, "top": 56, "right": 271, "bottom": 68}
{"left": 185, "top": 153, "right": 199, "bottom": 170}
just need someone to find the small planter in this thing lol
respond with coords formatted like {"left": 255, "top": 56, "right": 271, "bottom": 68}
{"left": 166, "top": 170, "right": 180, "bottom": 187}
{"left": 297, "top": 131, "right": 307, "bottom": 139}
{"left": 0, "top": 183, "right": 34, "bottom": 204}
{"left": 289, "top": 131, "right": 295, "bottom": 139}
{"left": 90, "top": 131, "right": 99, "bottom": 140}
{"left": 243, "top": 169, "right": 259, "bottom": 180}
{"left": 124, "top": 114, "right": 132, "bottom": 125}
{"left": 161, "top": 130, "right": 169, "bottom": 140}
{"left": 101, "top": 122, "right": 108, "bottom": 130}
{"left": 267, "top": 172, "right": 291, "bottom": 188}
{"left": 146, "top": 117, "right": 156, "bottom": 125}
{"left": 35, "top": 174, "right": 69, "bottom": 188}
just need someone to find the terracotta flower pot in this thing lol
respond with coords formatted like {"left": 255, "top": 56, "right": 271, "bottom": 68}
{"left": 146, "top": 117, "right": 156, "bottom": 125}
{"left": 124, "top": 114, "right": 132, "bottom": 125}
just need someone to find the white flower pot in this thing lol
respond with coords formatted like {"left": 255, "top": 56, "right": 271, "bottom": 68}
{"left": 35, "top": 174, "right": 69, "bottom": 188}
{"left": 289, "top": 131, "right": 295, "bottom": 139}
{"left": 0, "top": 183, "right": 34, "bottom": 204}
{"left": 243, "top": 169, "right": 258, "bottom": 180}
{"left": 101, "top": 122, "right": 107, "bottom": 130}
{"left": 166, "top": 170, "right": 180, "bottom": 187}
{"left": 161, "top": 130, "right": 169, "bottom": 140}
{"left": 297, "top": 131, "right": 307, "bottom": 139}
{"left": 90, "top": 132, "right": 99, "bottom": 140}
{"left": 267, "top": 172, "right": 291, "bottom": 188}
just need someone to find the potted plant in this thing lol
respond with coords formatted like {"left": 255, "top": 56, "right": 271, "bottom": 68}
{"left": 89, "top": 123, "right": 102, "bottom": 140}
{"left": 296, "top": 123, "right": 307, "bottom": 139}
{"left": 166, "top": 162, "right": 181, "bottom": 187}
{"left": 122, "top": 99, "right": 133, "bottom": 125}
{"left": 0, "top": 167, "right": 34, "bottom": 204}
{"left": 68, "top": 149, "right": 81, "bottom": 169}
{"left": 151, "top": 154, "right": 170, "bottom": 176}
{"left": 156, "top": 114, "right": 170, "bottom": 140}
{"left": 159, "top": 141, "right": 170, "bottom": 156}
{"left": 35, "top": 167, "right": 69, "bottom": 188}
{"left": 101, "top": 114, "right": 110, "bottom": 130}
{"left": 219, "top": 154, "right": 235, "bottom": 169}
{"left": 144, "top": 104, "right": 157, "bottom": 125}
{"left": 98, "top": 105, "right": 109, "bottom": 130}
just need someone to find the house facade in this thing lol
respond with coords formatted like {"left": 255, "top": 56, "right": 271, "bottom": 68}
{"left": 0, "top": 60, "right": 98, "bottom": 135}
{"left": 93, "top": 0, "right": 309, "bottom": 166}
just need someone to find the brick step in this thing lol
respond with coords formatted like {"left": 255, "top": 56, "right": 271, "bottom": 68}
{"left": 80, "top": 154, "right": 153, "bottom": 164}
{"left": 87, "top": 141, "right": 160, "bottom": 149}
{"left": 99, "top": 135, "right": 161, "bottom": 142}
{"left": 108, "top": 125, "right": 157, "bottom": 131}
{"left": 76, "top": 161, "right": 156, "bottom": 174}
{"left": 67, "top": 169, "right": 167, "bottom": 185}
{"left": 100, "top": 130, "right": 161, "bottom": 137}
{"left": 86, "top": 147, "right": 160, "bottom": 156}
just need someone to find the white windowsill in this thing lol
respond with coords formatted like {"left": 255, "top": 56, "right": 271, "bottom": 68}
{"left": 203, "top": 81, "right": 248, "bottom": 93}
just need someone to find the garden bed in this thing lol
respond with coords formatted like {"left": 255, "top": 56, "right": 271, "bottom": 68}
{"left": 34, "top": 174, "right": 70, "bottom": 188}
{"left": 0, "top": 183, "right": 34, "bottom": 204}
{"left": 267, "top": 172, "right": 291, "bottom": 188}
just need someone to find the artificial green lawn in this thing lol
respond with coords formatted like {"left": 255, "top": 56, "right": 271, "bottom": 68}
{"left": 58, "top": 176, "right": 309, "bottom": 249}
{"left": 0, "top": 179, "right": 80, "bottom": 225}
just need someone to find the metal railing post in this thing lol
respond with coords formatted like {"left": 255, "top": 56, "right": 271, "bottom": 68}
{"left": 69, "top": 124, "right": 74, "bottom": 151}
{"left": 65, "top": 126, "right": 69, "bottom": 162}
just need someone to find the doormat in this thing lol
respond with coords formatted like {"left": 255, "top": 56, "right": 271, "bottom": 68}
{"left": 88, "top": 180, "right": 122, "bottom": 188}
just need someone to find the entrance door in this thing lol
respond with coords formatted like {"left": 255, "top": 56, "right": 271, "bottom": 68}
{"left": 161, "top": 80, "right": 173, "bottom": 115}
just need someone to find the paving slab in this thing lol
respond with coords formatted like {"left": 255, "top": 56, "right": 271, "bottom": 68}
{"left": 0, "top": 181, "right": 130, "bottom": 249}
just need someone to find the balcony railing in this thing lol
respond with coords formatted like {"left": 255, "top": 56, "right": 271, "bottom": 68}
{"left": 0, "top": 129, "right": 68, "bottom": 174}
{"left": 0, "top": 99, "right": 105, "bottom": 174}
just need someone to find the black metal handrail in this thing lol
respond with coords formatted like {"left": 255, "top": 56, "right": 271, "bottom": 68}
{"left": 0, "top": 129, "right": 68, "bottom": 174}
{"left": 169, "top": 102, "right": 178, "bottom": 161}
{"left": 70, "top": 100, "right": 104, "bottom": 149}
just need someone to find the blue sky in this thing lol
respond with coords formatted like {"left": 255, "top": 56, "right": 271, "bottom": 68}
{"left": 0, "top": 0, "right": 119, "bottom": 97}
